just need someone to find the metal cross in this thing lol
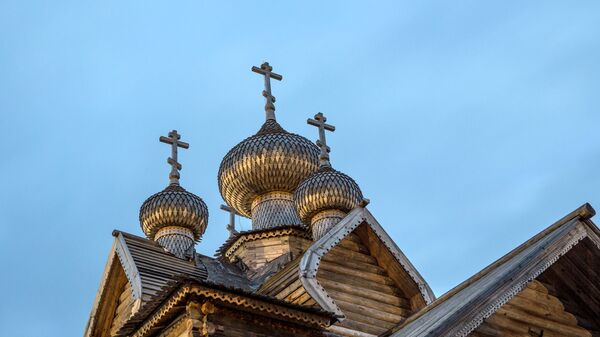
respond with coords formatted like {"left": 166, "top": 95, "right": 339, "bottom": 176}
{"left": 220, "top": 204, "right": 241, "bottom": 236}
{"left": 251, "top": 62, "right": 282, "bottom": 121}
{"left": 159, "top": 130, "right": 189, "bottom": 185}
{"left": 307, "top": 112, "right": 335, "bottom": 168}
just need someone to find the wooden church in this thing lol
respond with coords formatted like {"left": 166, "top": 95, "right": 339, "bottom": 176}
{"left": 84, "top": 62, "right": 600, "bottom": 337}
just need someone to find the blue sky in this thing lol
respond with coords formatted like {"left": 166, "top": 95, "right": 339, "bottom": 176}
{"left": 1, "top": 1, "right": 599, "bottom": 336}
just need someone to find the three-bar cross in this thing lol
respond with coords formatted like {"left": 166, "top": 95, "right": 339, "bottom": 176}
{"left": 159, "top": 130, "right": 189, "bottom": 185}
{"left": 252, "top": 62, "right": 283, "bottom": 121}
{"left": 307, "top": 112, "right": 335, "bottom": 168}
{"left": 220, "top": 204, "right": 241, "bottom": 236}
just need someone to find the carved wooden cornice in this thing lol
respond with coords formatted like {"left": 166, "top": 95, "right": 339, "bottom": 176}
{"left": 131, "top": 283, "right": 332, "bottom": 337}
{"left": 222, "top": 226, "right": 311, "bottom": 259}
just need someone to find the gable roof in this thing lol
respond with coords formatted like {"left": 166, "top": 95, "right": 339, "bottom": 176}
{"left": 386, "top": 203, "right": 599, "bottom": 337}
{"left": 299, "top": 207, "right": 435, "bottom": 318}
{"left": 84, "top": 230, "right": 247, "bottom": 337}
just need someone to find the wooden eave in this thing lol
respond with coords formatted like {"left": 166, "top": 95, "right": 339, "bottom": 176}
{"left": 84, "top": 233, "right": 144, "bottom": 337}
{"left": 84, "top": 230, "right": 209, "bottom": 337}
{"left": 386, "top": 203, "right": 599, "bottom": 337}
{"left": 122, "top": 281, "right": 335, "bottom": 337}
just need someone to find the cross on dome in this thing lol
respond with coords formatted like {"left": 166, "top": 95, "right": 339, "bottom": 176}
{"left": 220, "top": 204, "right": 241, "bottom": 237}
{"left": 159, "top": 130, "right": 189, "bottom": 185}
{"left": 251, "top": 62, "right": 283, "bottom": 121}
{"left": 307, "top": 112, "right": 336, "bottom": 168}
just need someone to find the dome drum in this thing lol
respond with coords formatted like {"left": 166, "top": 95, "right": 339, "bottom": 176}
{"left": 155, "top": 226, "right": 195, "bottom": 259}
{"left": 250, "top": 191, "right": 303, "bottom": 230}
{"left": 310, "top": 209, "right": 346, "bottom": 240}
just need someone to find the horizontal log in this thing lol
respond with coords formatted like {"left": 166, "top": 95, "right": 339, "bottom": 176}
{"left": 321, "top": 254, "right": 385, "bottom": 275}
{"left": 327, "top": 288, "right": 411, "bottom": 315}
{"left": 496, "top": 307, "right": 592, "bottom": 337}
{"left": 335, "top": 298, "right": 405, "bottom": 324}
{"left": 319, "top": 261, "right": 394, "bottom": 285}
{"left": 328, "top": 246, "right": 377, "bottom": 264}
{"left": 318, "top": 278, "right": 406, "bottom": 305}
{"left": 336, "top": 318, "right": 387, "bottom": 336}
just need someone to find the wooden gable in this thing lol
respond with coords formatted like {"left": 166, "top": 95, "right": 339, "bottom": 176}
{"left": 84, "top": 241, "right": 137, "bottom": 337}
{"left": 387, "top": 203, "right": 599, "bottom": 337}
{"left": 316, "top": 228, "right": 420, "bottom": 336}
{"left": 472, "top": 237, "right": 600, "bottom": 337}
{"left": 259, "top": 207, "right": 434, "bottom": 337}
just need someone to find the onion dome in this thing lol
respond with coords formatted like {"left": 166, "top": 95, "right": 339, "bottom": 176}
{"left": 218, "top": 119, "right": 320, "bottom": 228}
{"left": 293, "top": 113, "right": 364, "bottom": 240}
{"left": 140, "top": 183, "right": 209, "bottom": 241}
{"left": 294, "top": 166, "right": 363, "bottom": 224}
{"left": 217, "top": 62, "right": 320, "bottom": 230}
{"left": 139, "top": 130, "right": 208, "bottom": 259}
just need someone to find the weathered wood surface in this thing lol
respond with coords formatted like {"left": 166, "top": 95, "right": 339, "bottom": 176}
{"left": 258, "top": 226, "right": 427, "bottom": 337}
{"left": 536, "top": 237, "right": 600, "bottom": 335}
{"left": 94, "top": 257, "right": 128, "bottom": 337}
{"left": 228, "top": 233, "right": 310, "bottom": 271}
{"left": 317, "top": 233, "right": 414, "bottom": 336}
{"left": 110, "top": 281, "right": 135, "bottom": 336}
{"left": 472, "top": 280, "right": 593, "bottom": 337}
{"left": 208, "top": 306, "right": 329, "bottom": 337}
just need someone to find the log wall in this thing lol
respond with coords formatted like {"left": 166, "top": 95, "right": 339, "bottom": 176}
{"left": 471, "top": 280, "right": 592, "bottom": 337}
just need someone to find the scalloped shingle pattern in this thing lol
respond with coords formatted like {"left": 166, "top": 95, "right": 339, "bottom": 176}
{"left": 139, "top": 184, "right": 209, "bottom": 241}
{"left": 294, "top": 167, "right": 363, "bottom": 223}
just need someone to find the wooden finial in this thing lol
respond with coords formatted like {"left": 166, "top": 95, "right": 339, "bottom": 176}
{"left": 251, "top": 62, "right": 283, "bottom": 121}
{"left": 307, "top": 112, "right": 336, "bottom": 168}
{"left": 159, "top": 130, "right": 189, "bottom": 185}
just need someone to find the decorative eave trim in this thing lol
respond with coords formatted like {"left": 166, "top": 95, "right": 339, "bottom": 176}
{"left": 299, "top": 207, "right": 434, "bottom": 320}
{"left": 114, "top": 232, "right": 143, "bottom": 307}
{"left": 83, "top": 233, "right": 146, "bottom": 337}
{"left": 224, "top": 227, "right": 311, "bottom": 259}
{"left": 132, "top": 283, "right": 332, "bottom": 337}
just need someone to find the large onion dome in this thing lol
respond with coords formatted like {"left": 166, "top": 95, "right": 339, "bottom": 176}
{"left": 218, "top": 119, "right": 320, "bottom": 229}
{"left": 294, "top": 166, "right": 363, "bottom": 223}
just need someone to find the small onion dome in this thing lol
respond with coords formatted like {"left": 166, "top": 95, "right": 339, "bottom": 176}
{"left": 139, "top": 183, "right": 209, "bottom": 241}
{"left": 294, "top": 166, "right": 363, "bottom": 224}
{"left": 218, "top": 119, "right": 320, "bottom": 217}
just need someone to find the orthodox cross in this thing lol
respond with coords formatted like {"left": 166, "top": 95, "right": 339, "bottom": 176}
{"left": 220, "top": 204, "right": 240, "bottom": 236}
{"left": 307, "top": 112, "right": 335, "bottom": 168}
{"left": 251, "top": 62, "right": 283, "bottom": 121}
{"left": 159, "top": 130, "right": 189, "bottom": 185}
